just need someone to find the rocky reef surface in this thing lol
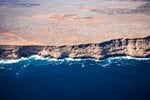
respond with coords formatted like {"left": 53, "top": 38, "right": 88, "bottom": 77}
{"left": 0, "top": 36, "right": 150, "bottom": 60}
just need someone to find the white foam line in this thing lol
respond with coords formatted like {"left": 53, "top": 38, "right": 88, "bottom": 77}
{"left": 0, "top": 55, "right": 150, "bottom": 64}
{"left": 110, "top": 56, "right": 150, "bottom": 61}
{"left": 0, "top": 57, "right": 28, "bottom": 64}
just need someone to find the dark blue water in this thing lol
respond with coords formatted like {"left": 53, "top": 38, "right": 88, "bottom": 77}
{"left": 0, "top": 55, "right": 150, "bottom": 100}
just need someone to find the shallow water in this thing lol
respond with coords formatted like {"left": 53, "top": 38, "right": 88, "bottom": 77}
{"left": 0, "top": 55, "right": 150, "bottom": 100}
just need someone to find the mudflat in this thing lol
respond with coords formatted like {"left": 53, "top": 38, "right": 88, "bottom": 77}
{"left": 0, "top": 0, "right": 150, "bottom": 46}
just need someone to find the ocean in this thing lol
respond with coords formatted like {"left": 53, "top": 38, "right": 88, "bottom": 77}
{"left": 0, "top": 55, "right": 150, "bottom": 100}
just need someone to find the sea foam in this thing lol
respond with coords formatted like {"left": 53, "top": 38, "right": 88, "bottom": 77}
{"left": 0, "top": 55, "right": 150, "bottom": 64}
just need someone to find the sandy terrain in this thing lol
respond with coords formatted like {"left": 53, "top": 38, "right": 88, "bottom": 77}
{"left": 0, "top": 0, "right": 150, "bottom": 46}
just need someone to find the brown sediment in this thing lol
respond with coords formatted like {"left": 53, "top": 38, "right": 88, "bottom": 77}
{"left": 0, "top": 32, "right": 26, "bottom": 42}
{"left": 24, "top": 14, "right": 101, "bottom": 24}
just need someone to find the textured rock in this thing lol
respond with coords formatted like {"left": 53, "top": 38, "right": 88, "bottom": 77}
{"left": 0, "top": 36, "right": 149, "bottom": 60}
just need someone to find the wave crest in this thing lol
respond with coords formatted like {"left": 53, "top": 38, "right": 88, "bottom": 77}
{"left": 0, "top": 55, "right": 150, "bottom": 64}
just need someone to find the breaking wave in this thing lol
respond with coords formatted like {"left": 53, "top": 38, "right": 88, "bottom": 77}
{"left": 0, "top": 55, "right": 150, "bottom": 77}
{"left": 0, "top": 55, "right": 150, "bottom": 64}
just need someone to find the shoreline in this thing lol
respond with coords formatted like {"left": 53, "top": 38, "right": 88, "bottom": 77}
{"left": 0, "top": 36, "right": 150, "bottom": 60}
{"left": 0, "top": 55, "right": 150, "bottom": 65}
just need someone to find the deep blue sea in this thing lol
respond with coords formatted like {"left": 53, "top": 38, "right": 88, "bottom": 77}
{"left": 0, "top": 55, "right": 150, "bottom": 100}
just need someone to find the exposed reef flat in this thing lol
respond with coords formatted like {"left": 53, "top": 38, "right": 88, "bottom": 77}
{"left": 0, "top": 36, "right": 149, "bottom": 60}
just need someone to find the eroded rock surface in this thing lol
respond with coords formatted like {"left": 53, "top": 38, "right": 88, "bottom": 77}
{"left": 0, "top": 36, "right": 149, "bottom": 60}
{"left": 0, "top": 0, "right": 150, "bottom": 59}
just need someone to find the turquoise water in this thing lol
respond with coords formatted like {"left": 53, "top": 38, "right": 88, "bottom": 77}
{"left": 0, "top": 55, "right": 150, "bottom": 100}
